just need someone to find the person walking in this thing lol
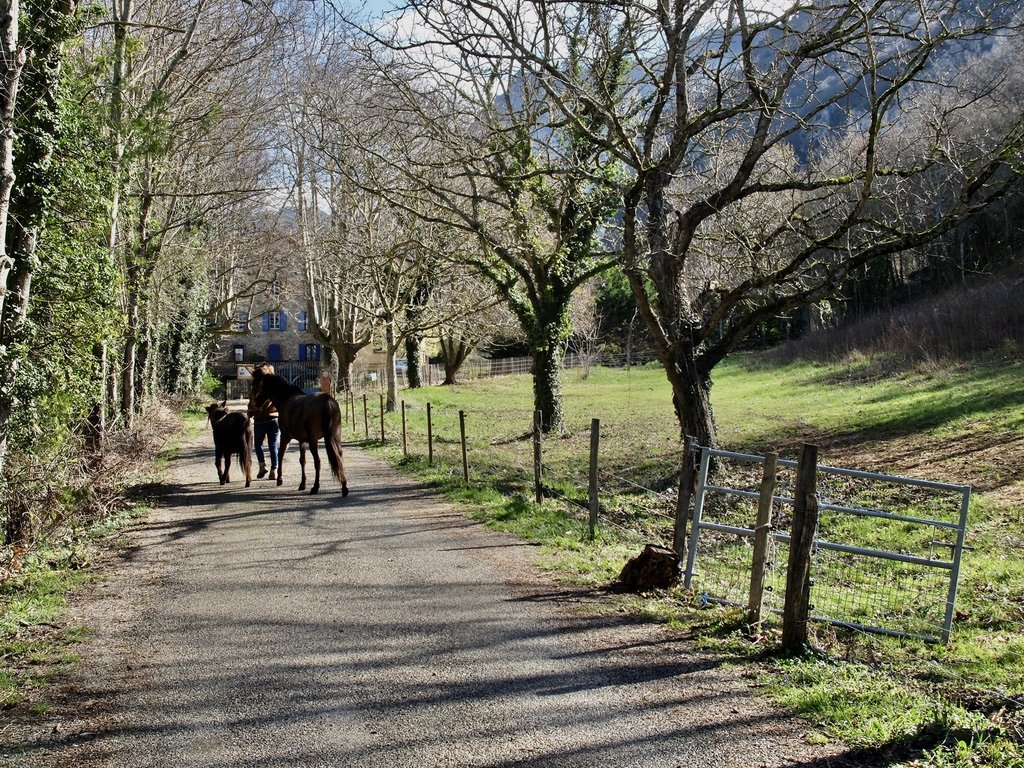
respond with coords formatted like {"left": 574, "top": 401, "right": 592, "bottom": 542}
{"left": 248, "top": 363, "right": 280, "bottom": 480}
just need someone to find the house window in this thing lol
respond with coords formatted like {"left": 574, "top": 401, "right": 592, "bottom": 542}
{"left": 233, "top": 311, "right": 248, "bottom": 333}
{"left": 268, "top": 281, "right": 282, "bottom": 298}
{"left": 299, "top": 344, "right": 321, "bottom": 362}
{"left": 262, "top": 311, "right": 287, "bottom": 332}
{"left": 298, "top": 310, "right": 308, "bottom": 331}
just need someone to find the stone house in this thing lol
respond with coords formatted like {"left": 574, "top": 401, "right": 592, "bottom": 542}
{"left": 214, "top": 276, "right": 325, "bottom": 393}
{"left": 213, "top": 273, "right": 393, "bottom": 395}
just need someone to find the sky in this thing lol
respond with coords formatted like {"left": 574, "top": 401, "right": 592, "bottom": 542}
{"left": 349, "top": 0, "right": 407, "bottom": 21}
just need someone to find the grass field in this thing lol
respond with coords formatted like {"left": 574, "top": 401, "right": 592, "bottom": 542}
{"left": 359, "top": 355, "right": 1024, "bottom": 767}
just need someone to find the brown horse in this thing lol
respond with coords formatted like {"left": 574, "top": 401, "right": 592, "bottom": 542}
{"left": 250, "top": 368, "right": 349, "bottom": 496}
{"left": 205, "top": 401, "right": 254, "bottom": 487}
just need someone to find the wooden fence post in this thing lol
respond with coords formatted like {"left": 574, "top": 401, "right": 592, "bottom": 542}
{"left": 427, "top": 402, "right": 434, "bottom": 466}
{"left": 588, "top": 418, "right": 600, "bottom": 540}
{"left": 672, "top": 436, "right": 698, "bottom": 557}
{"left": 459, "top": 410, "right": 469, "bottom": 482}
{"left": 533, "top": 409, "right": 543, "bottom": 504}
{"left": 362, "top": 394, "right": 369, "bottom": 439}
{"left": 782, "top": 443, "right": 819, "bottom": 651}
{"left": 748, "top": 451, "right": 779, "bottom": 628}
{"left": 379, "top": 394, "right": 385, "bottom": 442}
{"left": 401, "top": 400, "right": 407, "bottom": 456}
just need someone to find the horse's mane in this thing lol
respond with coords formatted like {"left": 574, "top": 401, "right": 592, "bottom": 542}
{"left": 256, "top": 372, "right": 305, "bottom": 401}
{"left": 206, "top": 402, "right": 229, "bottom": 423}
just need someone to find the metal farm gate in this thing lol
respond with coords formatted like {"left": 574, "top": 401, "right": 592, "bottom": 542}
{"left": 682, "top": 447, "right": 970, "bottom": 643}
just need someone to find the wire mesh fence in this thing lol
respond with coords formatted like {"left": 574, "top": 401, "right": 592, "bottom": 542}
{"left": 348, "top": 350, "right": 663, "bottom": 394}
{"left": 684, "top": 447, "right": 970, "bottom": 642}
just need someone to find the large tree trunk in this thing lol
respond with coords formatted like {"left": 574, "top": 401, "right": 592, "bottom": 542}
{"left": 442, "top": 361, "right": 457, "bottom": 386}
{"left": 405, "top": 333, "right": 422, "bottom": 389}
{"left": 384, "top": 317, "right": 399, "bottom": 412}
{"left": 332, "top": 343, "right": 359, "bottom": 391}
{"left": 664, "top": 352, "right": 717, "bottom": 449}
{"left": 120, "top": 284, "right": 139, "bottom": 426}
{"left": 439, "top": 334, "right": 474, "bottom": 386}
{"left": 120, "top": 181, "right": 157, "bottom": 426}
{"left": 0, "top": 0, "right": 28, "bottom": 476}
{"left": 0, "top": 1, "right": 24, "bottom": 329}
{"left": 403, "top": 274, "right": 432, "bottom": 388}
{"left": 531, "top": 323, "right": 565, "bottom": 433}
{"left": 85, "top": 342, "right": 106, "bottom": 463}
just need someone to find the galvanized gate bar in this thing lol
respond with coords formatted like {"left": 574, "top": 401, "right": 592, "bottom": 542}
{"left": 702, "top": 447, "right": 969, "bottom": 494}
{"left": 683, "top": 447, "right": 713, "bottom": 590}
{"left": 702, "top": 483, "right": 964, "bottom": 530}
{"left": 772, "top": 532, "right": 955, "bottom": 569}
{"left": 685, "top": 444, "right": 971, "bottom": 643}
{"left": 942, "top": 487, "right": 972, "bottom": 642}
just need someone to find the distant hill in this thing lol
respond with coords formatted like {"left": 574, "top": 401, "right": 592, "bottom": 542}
{"left": 767, "top": 263, "right": 1024, "bottom": 366}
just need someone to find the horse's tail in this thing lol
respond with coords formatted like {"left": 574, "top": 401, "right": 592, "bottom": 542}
{"left": 240, "top": 417, "right": 254, "bottom": 486}
{"left": 323, "top": 397, "right": 349, "bottom": 495}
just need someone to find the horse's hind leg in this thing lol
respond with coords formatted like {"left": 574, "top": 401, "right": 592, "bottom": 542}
{"left": 308, "top": 440, "right": 321, "bottom": 495}
{"left": 297, "top": 443, "right": 307, "bottom": 491}
{"left": 217, "top": 448, "right": 227, "bottom": 484}
{"left": 277, "top": 437, "right": 290, "bottom": 487}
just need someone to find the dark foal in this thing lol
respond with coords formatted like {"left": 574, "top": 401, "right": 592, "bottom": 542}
{"left": 205, "top": 401, "right": 254, "bottom": 487}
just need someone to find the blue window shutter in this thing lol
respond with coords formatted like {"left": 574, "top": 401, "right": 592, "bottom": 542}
{"left": 268, "top": 344, "right": 281, "bottom": 362}
{"left": 262, "top": 313, "right": 270, "bottom": 332}
{"left": 298, "top": 310, "right": 307, "bottom": 331}
{"left": 280, "top": 311, "right": 287, "bottom": 331}
{"left": 298, "top": 344, "right": 307, "bottom": 361}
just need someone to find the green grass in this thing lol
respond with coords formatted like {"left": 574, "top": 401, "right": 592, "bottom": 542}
{"left": 360, "top": 355, "right": 1024, "bottom": 767}
{"left": 0, "top": 409, "right": 189, "bottom": 713}
{"left": 1, "top": 545, "right": 97, "bottom": 708}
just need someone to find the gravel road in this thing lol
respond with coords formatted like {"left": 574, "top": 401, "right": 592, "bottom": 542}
{"left": 1, "top": 427, "right": 853, "bottom": 768}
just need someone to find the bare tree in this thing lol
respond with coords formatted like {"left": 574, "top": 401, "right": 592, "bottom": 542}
{"left": 92, "top": 0, "right": 300, "bottom": 426}
{"left": 286, "top": 33, "right": 512, "bottom": 406}
{"left": 566, "top": 280, "right": 602, "bottom": 379}
{"left": 435, "top": 280, "right": 517, "bottom": 385}
{"left": 397, "top": 0, "right": 1024, "bottom": 446}
{"left": 335, "top": 8, "right": 623, "bottom": 432}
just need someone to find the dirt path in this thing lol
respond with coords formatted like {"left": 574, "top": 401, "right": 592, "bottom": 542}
{"left": 1, "top": 428, "right": 854, "bottom": 767}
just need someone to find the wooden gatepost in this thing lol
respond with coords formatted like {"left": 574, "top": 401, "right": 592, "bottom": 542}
{"left": 782, "top": 443, "right": 820, "bottom": 651}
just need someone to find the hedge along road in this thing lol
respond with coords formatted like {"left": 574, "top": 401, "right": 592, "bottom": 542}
{"left": 2, "top": 427, "right": 850, "bottom": 768}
